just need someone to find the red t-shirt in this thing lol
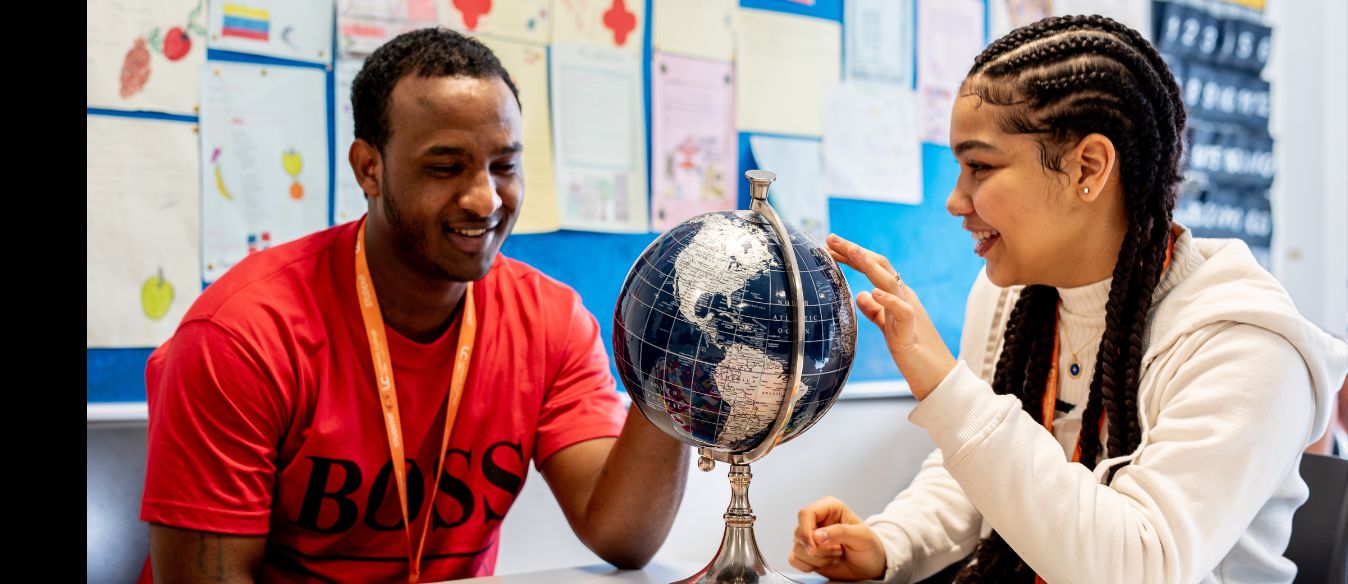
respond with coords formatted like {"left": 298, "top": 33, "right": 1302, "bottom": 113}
{"left": 139, "top": 220, "right": 625, "bottom": 582}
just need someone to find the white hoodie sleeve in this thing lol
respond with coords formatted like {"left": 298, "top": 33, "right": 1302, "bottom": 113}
{"left": 907, "top": 323, "right": 1315, "bottom": 583}
{"left": 863, "top": 446, "right": 984, "bottom": 583}
{"left": 860, "top": 274, "right": 1008, "bottom": 583}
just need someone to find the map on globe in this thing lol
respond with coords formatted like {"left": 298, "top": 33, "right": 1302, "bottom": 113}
{"left": 614, "top": 211, "right": 857, "bottom": 453}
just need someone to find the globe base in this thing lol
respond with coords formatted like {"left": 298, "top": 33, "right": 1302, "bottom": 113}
{"left": 673, "top": 464, "right": 803, "bottom": 584}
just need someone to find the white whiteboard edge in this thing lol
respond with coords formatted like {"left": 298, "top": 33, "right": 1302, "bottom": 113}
{"left": 87, "top": 402, "right": 149, "bottom": 423}
{"left": 86, "top": 379, "right": 909, "bottom": 424}
{"left": 840, "top": 379, "right": 913, "bottom": 399}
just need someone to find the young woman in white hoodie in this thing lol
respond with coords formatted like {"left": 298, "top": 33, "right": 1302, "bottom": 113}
{"left": 787, "top": 15, "right": 1348, "bottom": 584}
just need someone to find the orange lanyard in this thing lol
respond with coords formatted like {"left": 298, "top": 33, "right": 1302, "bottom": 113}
{"left": 1034, "top": 228, "right": 1176, "bottom": 584}
{"left": 355, "top": 221, "right": 476, "bottom": 583}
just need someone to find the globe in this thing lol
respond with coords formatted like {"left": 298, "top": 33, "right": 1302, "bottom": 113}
{"left": 613, "top": 210, "right": 857, "bottom": 455}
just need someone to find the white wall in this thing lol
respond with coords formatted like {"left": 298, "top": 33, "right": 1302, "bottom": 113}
{"left": 1267, "top": 0, "right": 1348, "bottom": 336}
{"left": 1321, "top": 0, "right": 1347, "bottom": 338}
{"left": 495, "top": 399, "right": 934, "bottom": 575}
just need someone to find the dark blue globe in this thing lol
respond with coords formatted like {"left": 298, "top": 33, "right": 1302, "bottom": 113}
{"left": 613, "top": 211, "right": 857, "bottom": 453}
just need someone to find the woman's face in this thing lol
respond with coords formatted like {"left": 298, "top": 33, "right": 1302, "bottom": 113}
{"left": 945, "top": 93, "right": 1124, "bottom": 288}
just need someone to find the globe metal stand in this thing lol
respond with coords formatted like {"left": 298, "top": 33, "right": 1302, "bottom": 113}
{"left": 674, "top": 170, "right": 806, "bottom": 584}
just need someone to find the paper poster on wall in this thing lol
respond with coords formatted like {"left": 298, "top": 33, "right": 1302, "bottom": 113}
{"left": 207, "top": 0, "right": 333, "bottom": 63}
{"left": 736, "top": 8, "right": 841, "bottom": 137}
{"left": 200, "top": 63, "right": 329, "bottom": 282}
{"left": 749, "top": 135, "right": 828, "bottom": 244}
{"left": 552, "top": 0, "right": 645, "bottom": 52}
{"left": 87, "top": 115, "right": 202, "bottom": 347}
{"left": 334, "top": 58, "right": 367, "bottom": 225}
{"left": 1053, "top": 0, "right": 1151, "bottom": 41}
{"left": 551, "top": 43, "right": 648, "bottom": 233}
{"left": 845, "top": 0, "right": 914, "bottom": 86}
{"left": 478, "top": 36, "right": 560, "bottom": 234}
{"left": 652, "top": 0, "right": 736, "bottom": 61}
{"left": 988, "top": 0, "right": 1053, "bottom": 40}
{"left": 441, "top": 0, "right": 549, "bottom": 45}
{"left": 337, "top": 0, "right": 439, "bottom": 56}
{"left": 87, "top": 0, "right": 207, "bottom": 115}
{"left": 917, "top": 0, "right": 985, "bottom": 145}
{"left": 650, "top": 52, "right": 737, "bottom": 232}
{"left": 824, "top": 83, "right": 922, "bottom": 204}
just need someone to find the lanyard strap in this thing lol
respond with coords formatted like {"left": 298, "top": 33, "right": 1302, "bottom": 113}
{"left": 355, "top": 221, "right": 477, "bottom": 583}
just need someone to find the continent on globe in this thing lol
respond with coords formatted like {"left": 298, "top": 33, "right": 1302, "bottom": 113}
{"left": 614, "top": 210, "right": 857, "bottom": 454}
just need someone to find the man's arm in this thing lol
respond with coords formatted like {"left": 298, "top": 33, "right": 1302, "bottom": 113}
{"left": 142, "top": 320, "right": 289, "bottom": 582}
{"left": 538, "top": 407, "right": 689, "bottom": 568}
{"left": 149, "top": 525, "right": 266, "bottom": 584}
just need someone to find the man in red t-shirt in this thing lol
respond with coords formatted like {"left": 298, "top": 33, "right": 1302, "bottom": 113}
{"left": 140, "top": 28, "right": 689, "bottom": 583}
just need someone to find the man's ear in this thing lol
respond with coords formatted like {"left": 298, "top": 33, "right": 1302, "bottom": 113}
{"left": 349, "top": 138, "right": 383, "bottom": 202}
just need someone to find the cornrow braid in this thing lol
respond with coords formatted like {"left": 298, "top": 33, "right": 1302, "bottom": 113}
{"left": 1016, "top": 287, "right": 1062, "bottom": 421}
{"left": 990, "top": 290, "right": 1035, "bottom": 400}
{"left": 986, "top": 33, "right": 1130, "bottom": 77}
{"left": 950, "top": 14, "right": 1187, "bottom": 582}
